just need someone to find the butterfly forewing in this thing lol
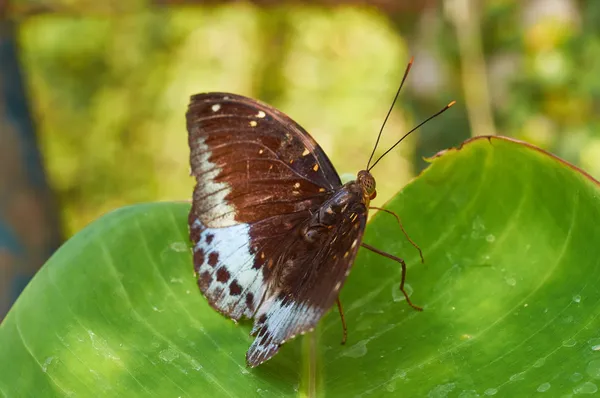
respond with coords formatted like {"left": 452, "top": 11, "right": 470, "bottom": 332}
{"left": 187, "top": 93, "right": 341, "bottom": 226}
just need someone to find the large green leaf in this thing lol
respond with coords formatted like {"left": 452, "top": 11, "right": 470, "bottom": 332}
{"left": 2, "top": 136, "right": 600, "bottom": 397}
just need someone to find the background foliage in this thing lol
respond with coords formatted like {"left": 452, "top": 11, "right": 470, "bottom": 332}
{"left": 7, "top": 0, "right": 600, "bottom": 235}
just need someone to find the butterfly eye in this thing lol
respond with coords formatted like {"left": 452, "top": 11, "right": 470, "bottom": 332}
{"left": 357, "top": 170, "right": 376, "bottom": 198}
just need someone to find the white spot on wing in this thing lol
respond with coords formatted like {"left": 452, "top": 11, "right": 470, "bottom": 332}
{"left": 211, "top": 104, "right": 221, "bottom": 112}
{"left": 249, "top": 120, "right": 258, "bottom": 127}
{"left": 302, "top": 148, "right": 310, "bottom": 156}
{"left": 256, "top": 111, "right": 266, "bottom": 118}
{"left": 190, "top": 135, "right": 237, "bottom": 227}
{"left": 193, "top": 221, "right": 265, "bottom": 319}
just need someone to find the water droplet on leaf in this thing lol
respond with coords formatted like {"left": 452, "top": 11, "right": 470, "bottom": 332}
{"left": 537, "top": 382, "right": 551, "bottom": 392}
{"left": 341, "top": 340, "right": 368, "bottom": 358}
{"left": 170, "top": 242, "right": 188, "bottom": 252}
{"left": 563, "top": 339, "right": 577, "bottom": 348}
{"left": 573, "top": 381, "right": 598, "bottom": 394}
{"left": 392, "top": 284, "right": 413, "bottom": 302}
{"left": 571, "top": 373, "right": 584, "bottom": 383}
{"left": 586, "top": 359, "right": 600, "bottom": 379}
{"left": 159, "top": 348, "right": 179, "bottom": 362}
{"left": 428, "top": 383, "right": 455, "bottom": 397}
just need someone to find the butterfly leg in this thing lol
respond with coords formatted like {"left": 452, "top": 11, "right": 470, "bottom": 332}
{"left": 361, "top": 243, "right": 423, "bottom": 312}
{"left": 336, "top": 298, "right": 348, "bottom": 345}
{"left": 369, "top": 206, "right": 424, "bottom": 264}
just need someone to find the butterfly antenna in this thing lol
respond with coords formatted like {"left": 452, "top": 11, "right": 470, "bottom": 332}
{"left": 367, "top": 100, "right": 456, "bottom": 172}
{"left": 366, "top": 57, "right": 414, "bottom": 170}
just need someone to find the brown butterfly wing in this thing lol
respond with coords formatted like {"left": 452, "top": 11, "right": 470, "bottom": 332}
{"left": 187, "top": 93, "right": 342, "bottom": 320}
{"left": 246, "top": 202, "right": 367, "bottom": 367}
{"left": 188, "top": 92, "right": 341, "bottom": 227}
{"left": 187, "top": 92, "right": 368, "bottom": 367}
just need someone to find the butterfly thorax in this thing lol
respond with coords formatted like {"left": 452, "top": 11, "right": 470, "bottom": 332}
{"left": 299, "top": 174, "right": 372, "bottom": 245}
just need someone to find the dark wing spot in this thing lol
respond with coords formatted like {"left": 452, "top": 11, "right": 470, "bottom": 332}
{"left": 198, "top": 271, "right": 212, "bottom": 290}
{"left": 205, "top": 234, "right": 214, "bottom": 244}
{"left": 190, "top": 223, "right": 201, "bottom": 243}
{"left": 246, "top": 292, "right": 255, "bottom": 312}
{"left": 258, "top": 313, "right": 267, "bottom": 324}
{"left": 216, "top": 267, "right": 230, "bottom": 283}
{"left": 212, "top": 286, "right": 224, "bottom": 298}
{"left": 208, "top": 252, "right": 219, "bottom": 267}
{"left": 252, "top": 258, "right": 262, "bottom": 270}
{"left": 193, "top": 249, "right": 205, "bottom": 273}
{"left": 260, "top": 332, "right": 273, "bottom": 345}
{"left": 258, "top": 327, "right": 268, "bottom": 338}
{"left": 278, "top": 291, "right": 292, "bottom": 306}
{"left": 229, "top": 280, "right": 242, "bottom": 296}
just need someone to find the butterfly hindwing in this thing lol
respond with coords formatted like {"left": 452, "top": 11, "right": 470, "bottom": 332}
{"left": 189, "top": 209, "right": 319, "bottom": 320}
{"left": 246, "top": 193, "right": 369, "bottom": 367}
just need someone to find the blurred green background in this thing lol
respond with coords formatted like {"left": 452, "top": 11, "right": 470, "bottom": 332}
{"left": 1, "top": 0, "right": 600, "bottom": 317}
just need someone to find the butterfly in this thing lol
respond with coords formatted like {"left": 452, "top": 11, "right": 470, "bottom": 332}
{"left": 186, "top": 59, "right": 454, "bottom": 367}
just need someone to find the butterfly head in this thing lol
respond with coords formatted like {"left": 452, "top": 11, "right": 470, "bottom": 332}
{"left": 357, "top": 170, "right": 377, "bottom": 201}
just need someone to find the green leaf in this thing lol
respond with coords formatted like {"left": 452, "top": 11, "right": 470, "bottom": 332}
{"left": 2, "top": 136, "right": 600, "bottom": 397}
